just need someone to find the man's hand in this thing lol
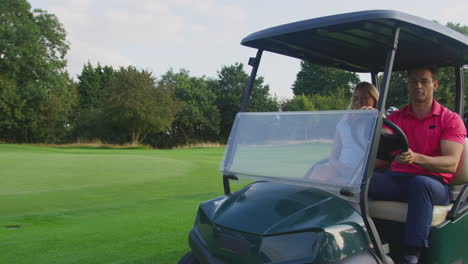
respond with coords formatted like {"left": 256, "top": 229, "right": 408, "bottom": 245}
{"left": 394, "top": 149, "right": 417, "bottom": 164}
{"left": 393, "top": 140, "right": 463, "bottom": 173}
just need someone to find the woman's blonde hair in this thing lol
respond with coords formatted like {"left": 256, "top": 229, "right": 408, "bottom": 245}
{"left": 348, "top": 82, "right": 379, "bottom": 110}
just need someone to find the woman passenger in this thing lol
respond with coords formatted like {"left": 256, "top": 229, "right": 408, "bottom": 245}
{"left": 305, "top": 82, "right": 381, "bottom": 182}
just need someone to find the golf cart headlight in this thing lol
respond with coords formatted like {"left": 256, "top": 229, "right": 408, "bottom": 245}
{"left": 195, "top": 209, "right": 214, "bottom": 245}
{"left": 259, "top": 231, "right": 324, "bottom": 262}
{"left": 197, "top": 209, "right": 211, "bottom": 225}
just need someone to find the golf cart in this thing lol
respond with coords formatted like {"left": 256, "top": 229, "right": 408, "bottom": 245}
{"left": 179, "top": 10, "right": 468, "bottom": 264}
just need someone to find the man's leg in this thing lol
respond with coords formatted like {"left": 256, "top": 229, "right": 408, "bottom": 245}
{"left": 404, "top": 175, "right": 449, "bottom": 247}
{"left": 369, "top": 172, "right": 449, "bottom": 263}
{"left": 369, "top": 171, "right": 409, "bottom": 201}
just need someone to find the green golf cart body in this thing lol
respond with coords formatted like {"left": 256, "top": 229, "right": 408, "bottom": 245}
{"left": 178, "top": 10, "right": 468, "bottom": 264}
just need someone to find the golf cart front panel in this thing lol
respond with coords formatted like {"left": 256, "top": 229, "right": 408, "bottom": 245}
{"left": 191, "top": 182, "right": 375, "bottom": 264}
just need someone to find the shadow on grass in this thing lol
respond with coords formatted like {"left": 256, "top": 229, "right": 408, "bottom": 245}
{"left": 60, "top": 146, "right": 149, "bottom": 149}
{"left": 50, "top": 146, "right": 151, "bottom": 150}
{"left": 173, "top": 192, "right": 221, "bottom": 200}
{"left": 119, "top": 251, "right": 187, "bottom": 264}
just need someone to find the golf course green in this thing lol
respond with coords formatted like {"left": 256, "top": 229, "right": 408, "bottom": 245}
{"left": 0, "top": 144, "right": 226, "bottom": 264}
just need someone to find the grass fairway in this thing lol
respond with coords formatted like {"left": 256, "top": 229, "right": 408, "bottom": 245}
{"left": 0, "top": 144, "right": 227, "bottom": 264}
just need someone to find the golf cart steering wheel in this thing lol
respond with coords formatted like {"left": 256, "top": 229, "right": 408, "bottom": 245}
{"left": 377, "top": 118, "right": 409, "bottom": 161}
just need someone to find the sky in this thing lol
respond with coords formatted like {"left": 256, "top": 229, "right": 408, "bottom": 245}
{"left": 29, "top": 0, "right": 468, "bottom": 99}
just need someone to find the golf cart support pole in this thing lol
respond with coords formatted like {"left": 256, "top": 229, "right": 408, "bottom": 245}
{"left": 371, "top": 72, "right": 380, "bottom": 88}
{"left": 223, "top": 49, "right": 264, "bottom": 195}
{"left": 455, "top": 66, "right": 464, "bottom": 116}
{"left": 240, "top": 49, "right": 263, "bottom": 112}
{"left": 223, "top": 175, "right": 238, "bottom": 195}
{"left": 361, "top": 26, "right": 401, "bottom": 264}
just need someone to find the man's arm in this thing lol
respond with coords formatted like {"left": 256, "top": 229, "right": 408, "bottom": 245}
{"left": 394, "top": 140, "right": 464, "bottom": 173}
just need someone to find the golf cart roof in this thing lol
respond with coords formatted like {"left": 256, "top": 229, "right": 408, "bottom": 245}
{"left": 241, "top": 10, "right": 468, "bottom": 72}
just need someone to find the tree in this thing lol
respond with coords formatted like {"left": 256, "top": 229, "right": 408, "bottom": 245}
{"left": 435, "top": 67, "right": 457, "bottom": 111}
{"left": 40, "top": 73, "right": 78, "bottom": 143}
{"left": 104, "top": 66, "right": 178, "bottom": 145}
{"left": 210, "top": 63, "right": 279, "bottom": 141}
{"left": 309, "top": 86, "right": 350, "bottom": 110}
{"left": 446, "top": 22, "right": 468, "bottom": 35}
{"left": 158, "top": 69, "right": 220, "bottom": 145}
{"left": 281, "top": 95, "right": 315, "bottom": 111}
{"left": 73, "top": 63, "right": 115, "bottom": 141}
{"left": 292, "top": 61, "right": 360, "bottom": 97}
{"left": 77, "top": 62, "right": 114, "bottom": 110}
{"left": 0, "top": 0, "right": 72, "bottom": 142}
{"left": 0, "top": 74, "right": 25, "bottom": 141}
{"left": 284, "top": 78, "right": 351, "bottom": 111}
{"left": 444, "top": 22, "right": 468, "bottom": 112}
{"left": 384, "top": 70, "right": 408, "bottom": 109}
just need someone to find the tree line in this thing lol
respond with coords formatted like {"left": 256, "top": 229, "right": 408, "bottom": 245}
{"left": 72, "top": 63, "right": 278, "bottom": 147}
{"left": 0, "top": 0, "right": 466, "bottom": 147}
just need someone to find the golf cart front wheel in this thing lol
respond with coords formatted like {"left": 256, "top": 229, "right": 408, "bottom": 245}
{"left": 178, "top": 252, "right": 200, "bottom": 264}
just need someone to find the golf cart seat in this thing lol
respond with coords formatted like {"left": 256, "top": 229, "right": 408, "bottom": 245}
{"left": 369, "top": 138, "right": 468, "bottom": 227}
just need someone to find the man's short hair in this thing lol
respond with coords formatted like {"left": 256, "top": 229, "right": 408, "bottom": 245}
{"left": 407, "top": 66, "right": 439, "bottom": 81}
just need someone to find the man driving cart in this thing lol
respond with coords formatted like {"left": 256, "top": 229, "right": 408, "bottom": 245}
{"left": 370, "top": 66, "right": 466, "bottom": 264}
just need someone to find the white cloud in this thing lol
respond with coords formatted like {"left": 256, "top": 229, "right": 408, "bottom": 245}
{"left": 31, "top": 0, "right": 249, "bottom": 78}
{"left": 48, "top": 0, "right": 93, "bottom": 12}
{"left": 171, "top": 0, "right": 195, "bottom": 7}
{"left": 38, "top": 0, "right": 193, "bottom": 77}
{"left": 190, "top": 0, "right": 215, "bottom": 13}
{"left": 101, "top": 7, "right": 186, "bottom": 44}
{"left": 191, "top": 24, "right": 208, "bottom": 33}
{"left": 67, "top": 39, "right": 133, "bottom": 77}
{"left": 439, "top": 3, "right": 468, "bottom": 25}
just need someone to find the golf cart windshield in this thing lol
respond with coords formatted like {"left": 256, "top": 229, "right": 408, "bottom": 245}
{"left": 219, "top": 110, "right": 378, "bottom": 200}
